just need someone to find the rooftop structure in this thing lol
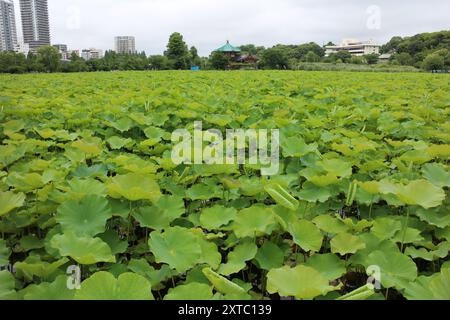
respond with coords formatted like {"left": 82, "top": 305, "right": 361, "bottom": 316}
{"left": 325, "top": 38, "right": 380, "bottom": 57}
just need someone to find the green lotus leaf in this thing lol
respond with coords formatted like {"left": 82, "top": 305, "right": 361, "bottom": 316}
{"left": 107, "top": 173, "right": 162, "bottom": 202}
{"left": 297, "top": 182, "right": 332, "bottom": 203}
{"left": 66, "top": 178, "right": 106, "bottom": 199}
{"left": 392, "top": 228, "right": 424, "bottom": 244}
{"left": 50, "top": 232, "right": 115, "bottom": 265}
{"left": 309, "top": 173, "right": 340, "bottom": 187}
{"left": 394, "top": 180, "right": 445, "bottom": 209}
{"left": 164, "top": 282, "right": 213, "bottom": 300}
{"left": 414, "top": 207, "right": 450, "bottom": 228}
{"left": 254, "top": 241, "right": 285, "bottom": 271}
{"left": 422, "top": 163, "right": 450, "bottom": 188}
{"left": 281, "top": 136, "right": 318, "bottom": 158}
{"left": 19, "top": 235, "right": 45, "bottom": 251}
{"left": 199, "top": 205, "right": 237, "bottom": 230}
{"left": 98, "top": 230, "right": 128, "bottom": 255}
{"left": 405, "top": 242, "right": 450, "bottom": 261}
{"left": 186, "top": 183, "right": 222, "bottom": 200}
{"left": 429, "top": 268, "right": 450, "bottom": 299}
{"left": 403, "top": 275, "right": 436, "bottom": 300}
{"left": 0, "top": 191, "right": 26, "bottom": 217}
{"left": 22, "top": 275, "right": 75, "bottom": 300}
{"left": 219, "top": 240, "right": 258, "bottom": 276}
{"left": 371, "top": 217, "right": 402, "bottom": 240}
{"left": 0, "top": 270, "right": 17, "bottom": 300}
{"left": 264, "top": 184, "right": 299, "bottom": 211}
{"left": 108, "top": 117, "right": 134, "bottom": 132}
{"left": 331, "top": 233, "right": 366, "bottom": 256}
{"left": 231, "top": 206, "right": 277, "bottom": 238}
{"left": 288, "top": 219, "right": 324, "bottom": 253}
{"left": 435, "top": 227, "right": 450, "bottom": 242}
{"left": 14, "top": 256, "right": 69, "bottom": 280}
{"left": 312, "top": 214, "right": 350, "bottom": 234}
{"left": 202, "top": 268, "right": 246, "bottom": 295}
{"left": 364, "top": 250, "right": 417, "bottom": 289}
{"left": 56, "top": 195, "right": 112, "bottom": 237}
{"left": 75, "top": 272, "right": 154, "bottom": 300}
{"left": 348, "top": 233, "right": 400, "bottom": 267}
{"left": 148, "top": 227, "right": 202, "bottom": 273}
{"left": 267, "top": 265, "right": 338, "bottom": 300}
{"left": 71, "top": 138, "right": 102, "bottom": 155}
{"left": 320, "top": 158, "right": 353, "bottom": 178}
{"left": 304, "top": 254, "right": 347, "bottom": 281}
{"left": 133, "top": 195, "right": 185, "bottom": 230}
{"left": 127, "top": 259, "right": 175, "bottom": 288}
{"left": 0, "top": 239, "right": 11, "bottom": 266}
{"left": 107, "top": 136, "right": 134, "bottom": 150}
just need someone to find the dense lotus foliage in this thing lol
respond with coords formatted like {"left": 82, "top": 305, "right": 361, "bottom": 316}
{"left": 0, "top": 71, "right": 449, "bottom": 300}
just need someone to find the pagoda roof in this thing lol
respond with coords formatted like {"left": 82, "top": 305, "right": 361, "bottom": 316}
{"left": 215, "top": 41, "right": 241, "bottom": 52}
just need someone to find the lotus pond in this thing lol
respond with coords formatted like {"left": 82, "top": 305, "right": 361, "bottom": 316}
{"left": 0, "top": 71, "right": 449, "bottom": 300}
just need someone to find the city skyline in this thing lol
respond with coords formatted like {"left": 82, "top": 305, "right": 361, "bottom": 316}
{"left": 5, "top": 0, "right": 450, "bottom": 56}
{"left": 0, "top": 0, "right": 17, "bottom": 51}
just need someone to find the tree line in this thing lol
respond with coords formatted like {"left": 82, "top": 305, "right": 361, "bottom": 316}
{"left": 0, "top": 31, "right": 449, "bottom": 73}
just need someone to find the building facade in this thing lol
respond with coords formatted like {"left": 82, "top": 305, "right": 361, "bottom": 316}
{"left": 325, "top": 39, "right": 380, "bottom": 57}
{"left": 81, "top": 48, "right": 103, "bottom": 60}
{"left": 114, "top": 36, "right": 136, "bottom": 54}
{"left": 0, "top": 0, "right": 18, "bottom": 51}
{"left": 19, "top": 0, "right": 50, "bottom": 52}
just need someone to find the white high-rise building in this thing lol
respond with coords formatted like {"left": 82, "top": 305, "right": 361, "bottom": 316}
{"left": 19, "top": 0, "right": 51, "bottom": 52}
{"left": 0, "top": 0, "right": 18, "bottom": 51}
{"left": 81, "top": 48, "right": 103, "bottom": 60}
{"left": 115, "top": 36, "right": 136, "bottom": 54}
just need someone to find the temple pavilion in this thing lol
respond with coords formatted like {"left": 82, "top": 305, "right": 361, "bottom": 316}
{"left": 213, "top": 41, "right": 259, "bottom": 69}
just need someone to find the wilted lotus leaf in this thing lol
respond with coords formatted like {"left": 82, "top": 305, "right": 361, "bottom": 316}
{"left": 56, "top": 195, "right": 112, "bottom": 237}
{"left": 75, "top": 272, "right": 154, "bottom": 300}
{"left": 288, "top": 219, "right": 324, "bottom": 253}
{"left": 267, "top": 265, "right": 338, "bottom": 300}
{"left": 0, "top": 191, "right": 26, "bottom": 216}
{"left": 50, "top": 232, "right": 115, "bottom": 265}
{"left": 164, "top": 282, "right": 213, "bottom": 300}
{"left": 331, "top": 233, "right": 366, "bottom": 256}
{"left": 107, "top": 173, "right": 162, "bottom": 202}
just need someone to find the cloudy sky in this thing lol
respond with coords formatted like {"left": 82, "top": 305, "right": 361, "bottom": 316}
{"left": 12, "top": 0, "right": 450, "bottom": 56}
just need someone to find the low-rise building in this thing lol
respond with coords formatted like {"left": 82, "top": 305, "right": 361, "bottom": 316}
{"left": 325, "top": 39, "right": 380, "bottom": 57}
{"left": 81, "top": 48, "right": 103, "bottom": 60}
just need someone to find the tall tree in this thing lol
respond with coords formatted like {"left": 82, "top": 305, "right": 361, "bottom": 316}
{"left": 37, "top": 46, "right": 61, "bottom": 72}
{"left": 165, "top": 32, "right": 189, "bottom": 69}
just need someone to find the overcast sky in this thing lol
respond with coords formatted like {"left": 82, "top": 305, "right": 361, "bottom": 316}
{"left": 12, "top": 0, "right": 450, "bottom": 56}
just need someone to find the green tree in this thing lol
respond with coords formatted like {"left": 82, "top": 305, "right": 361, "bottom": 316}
{"left": 381, "top": 36, "right": 403, "bottom": 54}
{"left": 304, "top": 51, "right": 320, "bottom": 62}
{"left": 349, "top": 56, "right": 364, "bottom": 64}
{"left": 189, "top": 46, "right": 201, "bottom": 67}
{"left": 260, "top": 48, "right": 289, "bottom": 69}
{"left": 335, "top": 50, "right": 352, "bottom": 63}
{"left": 209, "top": 52, "right": 229, "bottom": 70}
{"left": 149, "top": 55, "right": 170, "bottom": 70}
{"left": 364, "top": 53, "right": 379, "bottom": 65}
{"left": 165, "top": 32, "right": 189, "bottom": 69}
{"left": 37, "top": 46, "right": 61, "bottom": 72}
{"left": 422, "top": 53, "right": 445, "bottom": 71}
{"left": 394, "top": 52, "right": 414, "bottom": 66}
